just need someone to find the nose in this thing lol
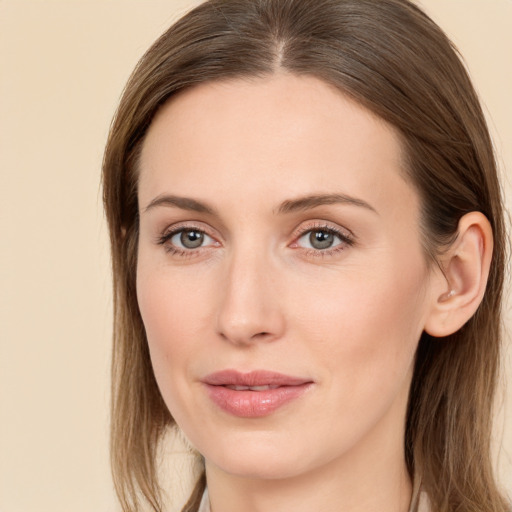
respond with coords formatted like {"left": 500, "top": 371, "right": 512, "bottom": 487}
{"left": 215, "top": 249, "right": 285, "bottom": 346}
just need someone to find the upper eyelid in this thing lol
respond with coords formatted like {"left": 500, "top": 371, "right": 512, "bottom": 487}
{"left": 291, "top": 221, "right": 355, "bottom": 240}
{"left": 160, "top": 221, "right": 219, "bottom": 238}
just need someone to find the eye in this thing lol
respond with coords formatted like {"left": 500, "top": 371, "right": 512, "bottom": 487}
{"left": 157, "top": 226, "right": 218, "bottom": 254}
{"left": 170, "top": 229, "right": 213, "bottom": 249}
{"left": 293, "top": 225, "right": 354, "bottom": 253}
{"left": 300, "top": 230, "right": 339, "bottom": 250}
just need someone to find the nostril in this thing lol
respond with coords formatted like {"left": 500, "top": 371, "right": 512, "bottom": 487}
{"left": 252, "top": 331, "right": 270, "bottom": 339}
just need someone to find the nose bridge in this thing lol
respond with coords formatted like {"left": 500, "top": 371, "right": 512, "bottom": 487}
{"left": 216, "top": 241, "right": 284, "bottom": 345}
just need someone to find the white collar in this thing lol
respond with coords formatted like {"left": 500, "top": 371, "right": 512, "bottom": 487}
{"left": 197, "top": 487, "right": 210, "bottom": 512}
{"left": 197, "top": 487, "right": 431, "bottom": 512}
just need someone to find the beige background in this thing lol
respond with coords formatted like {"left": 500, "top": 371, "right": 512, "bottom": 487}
{"left": 0, "top": 1, "right": 510, "bottom": 511}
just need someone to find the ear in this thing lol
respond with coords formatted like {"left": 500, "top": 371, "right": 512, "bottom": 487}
{"left": 424, "top": 212, "right": 493, "bottom": 338}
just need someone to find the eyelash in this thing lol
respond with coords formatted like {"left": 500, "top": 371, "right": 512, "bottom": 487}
{"left": 292, "top": 223, "right": 355, "bottom": 258}
{"left": 156, "top": 222, "right": 355, "bottom": 258}
{"left": 156, "top": 224, "right": 217, "bottom": 258}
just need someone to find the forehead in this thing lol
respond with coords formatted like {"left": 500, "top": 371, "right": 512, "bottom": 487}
{"left": 138, "top": 73, "right": 416, "bottom": 221}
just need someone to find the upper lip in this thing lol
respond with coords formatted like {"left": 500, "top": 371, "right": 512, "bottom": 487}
{"left": 202, "top": 369, "right": 312, "bottom": 387}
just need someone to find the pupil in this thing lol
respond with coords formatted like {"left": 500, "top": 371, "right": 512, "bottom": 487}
{"left": 310, "top": 230, "right": 333, "bottom": 250}
{"left": 181, "top": 230, "right": 204, "bottom": 249}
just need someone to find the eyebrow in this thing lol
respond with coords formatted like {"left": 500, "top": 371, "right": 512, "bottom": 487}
{"left": 143, "top": 192, "right": 377, "bottom": 216}
{"left": 144, "top": 194, "right": 216, "bottom": 214}
{"left": 276, "top": 193, "right": 378, "bottom": 215}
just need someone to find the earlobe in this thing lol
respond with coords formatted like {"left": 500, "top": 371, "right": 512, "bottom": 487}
{"left": 424, "top": 212, "right": 493, "bottom": 338}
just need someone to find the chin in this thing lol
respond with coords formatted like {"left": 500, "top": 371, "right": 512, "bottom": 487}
{"left": 210, "top": 449, "right": 307, "bottom": 480}
{"left": 194, "top": 426, "right": 327, "bottom": 481}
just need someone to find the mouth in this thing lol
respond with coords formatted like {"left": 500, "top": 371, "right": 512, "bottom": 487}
{"left": 202, "top": 370, "right": 314, "bottom": 418}
{"left": 224, "top": 384, "right": 281, "bottom": 391}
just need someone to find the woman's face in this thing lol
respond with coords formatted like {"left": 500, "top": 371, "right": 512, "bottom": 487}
{"left": 136, "top": 74, "right": 436, "bottom": 481}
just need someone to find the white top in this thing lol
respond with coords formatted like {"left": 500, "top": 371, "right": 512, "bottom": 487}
{"left": 197, "top": 487, "right": 431, "bottom": 512}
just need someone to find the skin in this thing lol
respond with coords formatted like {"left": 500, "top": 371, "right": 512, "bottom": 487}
{"left": 136, "top": 73, "right": 444, "bottom": 512}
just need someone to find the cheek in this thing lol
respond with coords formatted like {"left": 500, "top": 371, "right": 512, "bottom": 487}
{"left": 295, "top": 258, "right": 428, "bottom": 386}
{"left": 137, "top": 250, "right": 212, "bottom": 339}
{"left": 136, "top": 259, "right": 203, "bottom": 393}
{"left": 282, "top": 261, "right": 428, "bottom": 455}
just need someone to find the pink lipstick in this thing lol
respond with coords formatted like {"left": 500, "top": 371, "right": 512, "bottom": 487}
{"left": 202, "top": 370, "right": 313, "bottom": 418}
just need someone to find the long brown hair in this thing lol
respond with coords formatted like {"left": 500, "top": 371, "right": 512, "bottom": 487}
{"left": 102, "top": 0, "right": 508, "bottom": 510}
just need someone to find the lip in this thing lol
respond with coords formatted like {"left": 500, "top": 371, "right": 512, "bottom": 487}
{"left": 202, "top": 370, "right": 314, "bottom": 418}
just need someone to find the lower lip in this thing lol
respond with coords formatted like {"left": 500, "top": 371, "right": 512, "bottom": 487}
{"left": 204, "top": 383, "right": 312, "bottom": 418}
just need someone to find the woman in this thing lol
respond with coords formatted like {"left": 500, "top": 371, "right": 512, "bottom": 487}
{"left": 102, "top": 0, "right": 509, "bottom": 511}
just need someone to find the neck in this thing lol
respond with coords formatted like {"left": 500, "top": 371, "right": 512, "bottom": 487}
{"left": 206, "top": 461, "right": 411, "bottom": 512}
{"left": 204, "top": 412, "right": 413, "bottom": 512}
